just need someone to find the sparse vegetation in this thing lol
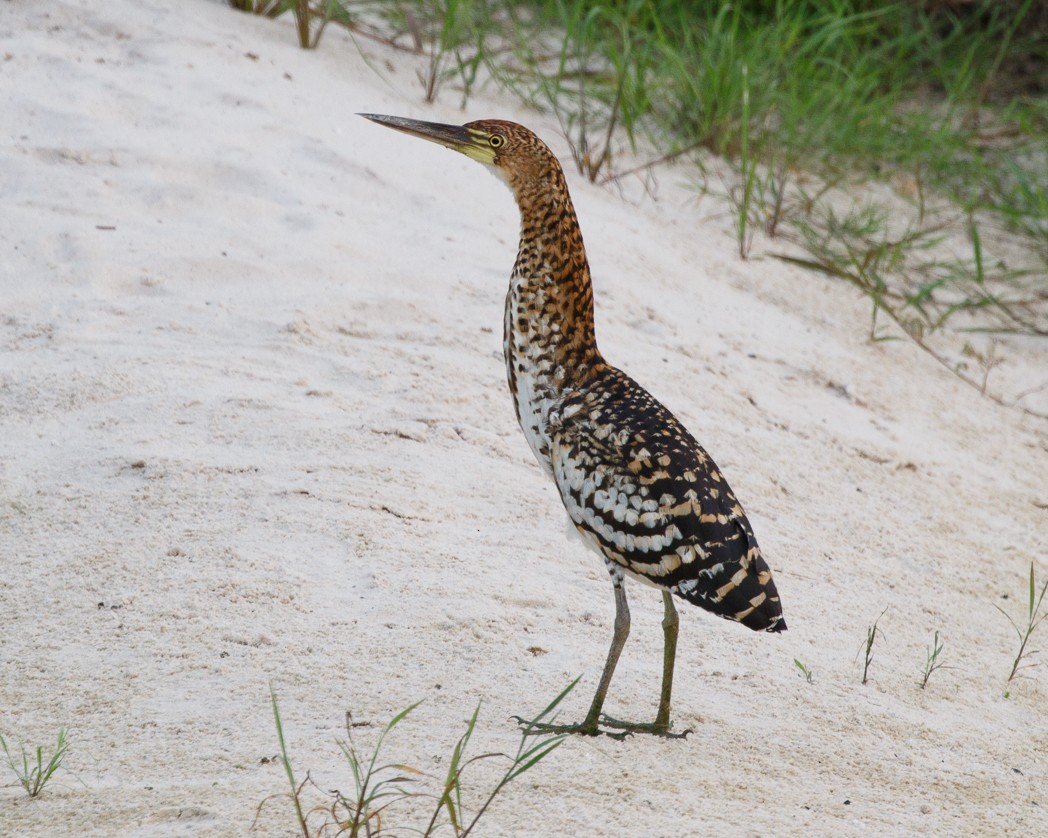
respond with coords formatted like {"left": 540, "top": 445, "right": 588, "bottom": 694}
{"left": 793, "top": 658, "right": 814, "bottom": 684}
{"left": 920, "top": 630, "right": 946, "bottom": 689}
{"left": 259, "top": 683, "right": 573, "bottom": 836}
{"left": 0, "top": 727, "right": 68, "bottom": 798}
{"left": 995, "top": 562, "right": 1048, "bottom": 687}
{"left": 860, "top": 607, "right": 889, "bottom": 685}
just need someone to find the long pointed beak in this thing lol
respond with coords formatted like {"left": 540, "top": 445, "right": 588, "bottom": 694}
{"left": 359, "top": 113, "right": 495, "bottom": 165}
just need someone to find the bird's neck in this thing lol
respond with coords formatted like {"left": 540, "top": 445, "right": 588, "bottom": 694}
{"left": 504, "top": 175, "right": 602, "bottom": 381}
{"left": 503, "top": 172, "right": 603, "bottom": 464}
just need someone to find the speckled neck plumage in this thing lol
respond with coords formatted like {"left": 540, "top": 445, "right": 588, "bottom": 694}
{"left": 503, "top": 160, "right": 603, "bottom": 469}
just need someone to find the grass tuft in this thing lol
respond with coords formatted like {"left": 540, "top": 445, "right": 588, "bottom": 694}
{"left": 0, "top": 727, "right": 68, "bottom": 798}
{"left": 259, "top": 682, "right": 573, "bottom": 836}
{"left": 995, "top": 562, "right": 1048, "bottom": 689}
{"left": 859, "top": 607, "right": 889, "bottom": 686}
{"left": 919, "top": 630, "right": 946, "bottom": 689}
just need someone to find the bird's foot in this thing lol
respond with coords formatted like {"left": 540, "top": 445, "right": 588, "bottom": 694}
{"left": 598, "top": 714, "right": 693, "bottom": 739}
{"left": 511, "top": 716, "right": 635, "bottom": 740}
{"left": 512, "top": 715, "right": 687, "bottom": 741}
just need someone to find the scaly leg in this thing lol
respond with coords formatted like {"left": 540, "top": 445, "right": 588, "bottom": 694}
{"left": 516, "top": 582, "right": 631, "bottom": 737}
{"left": 655, "top": 590, "right": 679, "bottom": 729}
{"left": 601, "top": 591, "right": 691, "bottom": 738}
{"left": 518, "top": 585, "right": 691, "bottom": 739}
{"left": 580, "top": 582, "right": 631, "bottom": 731}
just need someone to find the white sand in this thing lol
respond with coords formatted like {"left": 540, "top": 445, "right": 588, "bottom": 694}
{"left": 3, "top": 1, "right": 1047, "bottom": 835}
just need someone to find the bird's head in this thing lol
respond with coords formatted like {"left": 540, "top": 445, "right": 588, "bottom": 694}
{"left": 359, "top": 114, "right": 561, "bottom": 197}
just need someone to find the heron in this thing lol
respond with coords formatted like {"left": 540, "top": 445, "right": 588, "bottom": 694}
{"left": 361, "top": 114, "right": 786, "bottom": 737}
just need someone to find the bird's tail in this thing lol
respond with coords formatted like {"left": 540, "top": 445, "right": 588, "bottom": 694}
{"left": 675, "top": 544, "right": 786, "bottom": 632}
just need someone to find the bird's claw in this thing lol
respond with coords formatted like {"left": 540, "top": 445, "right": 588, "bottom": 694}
{"left": 511, "top": 716, "right": 601, "bottom": 737}
{"left": 512, "top": 714, "right": 687, "bottom": 740}
{"left": 598, "top": 714, "right": 693, "bottom": 739}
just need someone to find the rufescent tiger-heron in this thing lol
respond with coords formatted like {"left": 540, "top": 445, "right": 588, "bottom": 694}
{"left": 361, "top": 113, "right": 786, "bottom": 738}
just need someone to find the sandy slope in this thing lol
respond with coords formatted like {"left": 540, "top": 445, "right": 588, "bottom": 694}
{"left": 2, "top": 1, "right": 1047, "bottom": 835}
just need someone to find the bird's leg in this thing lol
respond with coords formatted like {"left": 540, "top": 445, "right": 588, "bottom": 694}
{"left": 516, "top": 582, "right": 631, "bottom": 738}
{"left": 600, "top": 591, "right": 692, "bottom": 738}
{"left": 655, "top": 591, "right": 679, "bottom": 729}
{"left": 579, "top": 581, "right": 631, "bottom": 732}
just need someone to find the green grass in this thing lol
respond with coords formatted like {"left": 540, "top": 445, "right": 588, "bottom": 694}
{"left": 260, "top": 682, "right": 574, "bottom": 837}
{"left": 0, "top": 727, "right": 68, "bottom": 798}
{"left": 995, "top": 562, "right": 1048, "bottom": 689}
{"left": 859, "top": 606, "right": 888, "bottom": 685}
{"left": 919, "top": 630, "right": 946, "bottom": 689}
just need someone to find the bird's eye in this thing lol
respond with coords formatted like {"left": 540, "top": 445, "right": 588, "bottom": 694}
{"left": 489, "top": 135, "right": 505, "bottom": 148}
